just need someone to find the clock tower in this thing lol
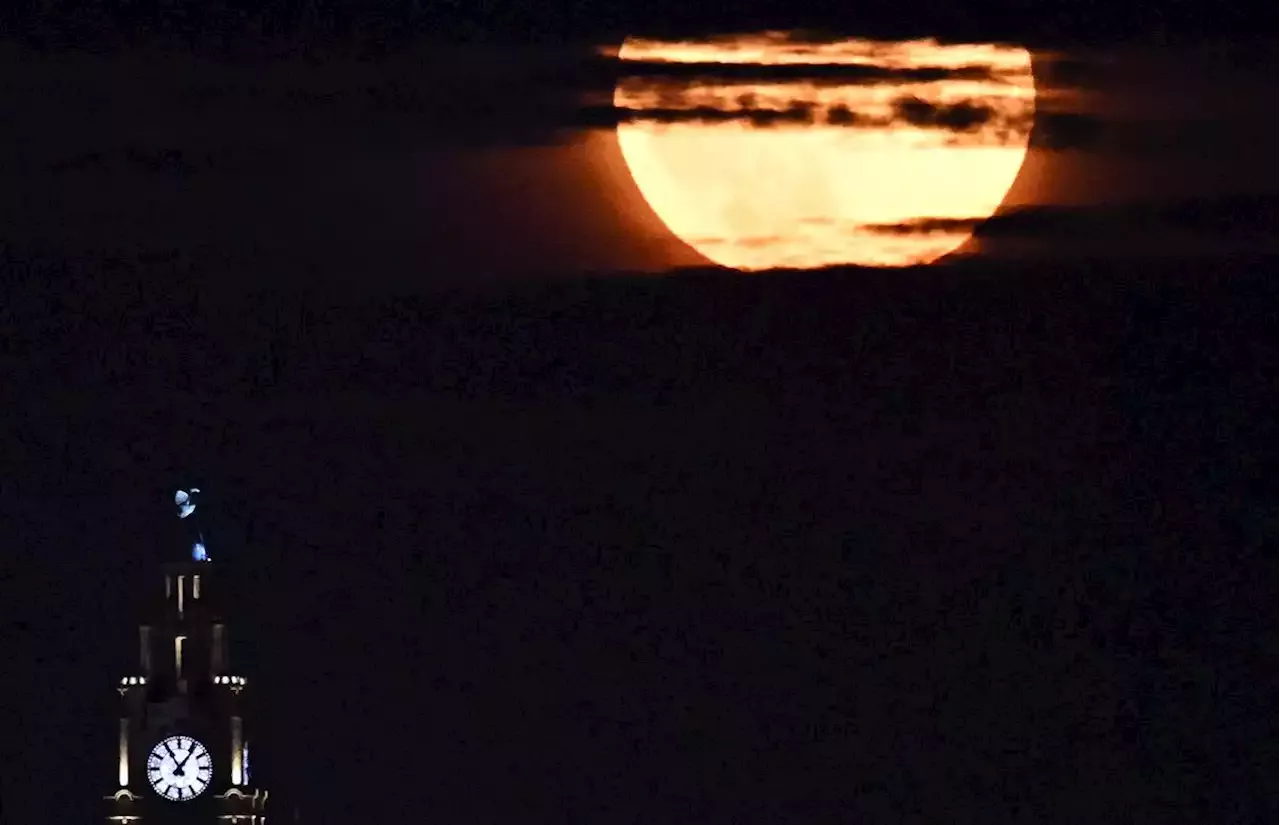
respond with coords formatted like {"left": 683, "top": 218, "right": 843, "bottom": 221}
{"left": 106, "top": 488, "right": 268, "bottom": 823}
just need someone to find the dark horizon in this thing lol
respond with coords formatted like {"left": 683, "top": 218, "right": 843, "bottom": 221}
{"left": 6, "top": 252, "right": 1276, "bottom": 823}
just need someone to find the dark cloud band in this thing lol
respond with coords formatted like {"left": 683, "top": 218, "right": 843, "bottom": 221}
{"left": 861, "top": 196, "right": 1278, "bottom": 239}
{"left": 612, "top": 59, "right": 1004, "bottom": 86}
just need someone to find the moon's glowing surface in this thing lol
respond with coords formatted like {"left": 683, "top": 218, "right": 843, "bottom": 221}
{"left": 611, "top": 33, "right": 1037, "bottom": 270}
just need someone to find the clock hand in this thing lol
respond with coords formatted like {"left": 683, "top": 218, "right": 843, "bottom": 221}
{"left": 165, "top": 741, "right": 190, "bottom": 776}
{"left": 180, "top": 752, "right": 202, "bottom": 777}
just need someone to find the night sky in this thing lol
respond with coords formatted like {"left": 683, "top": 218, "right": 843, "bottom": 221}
{"left": 0, "top": 1, "right": 1275, "bottom": 823}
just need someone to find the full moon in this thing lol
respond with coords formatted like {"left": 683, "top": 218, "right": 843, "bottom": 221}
{"left": 611, "top": 33, "right": 1037, "bottom": 270}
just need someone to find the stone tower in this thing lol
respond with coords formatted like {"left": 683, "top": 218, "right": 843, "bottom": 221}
{"left": 106, "top": 488, "right": 267, "bottom": 823}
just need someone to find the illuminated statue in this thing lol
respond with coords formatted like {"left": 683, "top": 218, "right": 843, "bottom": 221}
{"left": 175, "top": 488, "right": 211, "bottom": 562}
{"left": 175, "top": 488, "right": 200, "bottom": 519}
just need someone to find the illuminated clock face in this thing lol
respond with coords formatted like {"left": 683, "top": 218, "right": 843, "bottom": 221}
{"left": 147, "top": 735, "right": 213, "bottom": 802}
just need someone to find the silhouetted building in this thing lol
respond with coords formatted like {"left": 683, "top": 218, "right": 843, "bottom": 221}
{"left": 106, "top": 489, "right": 267, "bottom": 823}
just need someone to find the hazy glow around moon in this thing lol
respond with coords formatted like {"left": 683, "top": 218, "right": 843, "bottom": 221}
{"left": 610, "top": 33, "right": 1037, "bottom": 270}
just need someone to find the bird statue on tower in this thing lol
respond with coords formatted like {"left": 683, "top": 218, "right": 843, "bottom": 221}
{"left": 175, "top": 487, "right": 211, "bottom": 562}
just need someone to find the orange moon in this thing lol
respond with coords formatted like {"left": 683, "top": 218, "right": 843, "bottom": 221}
{"left": 611, "top": 33, "right": 1037, "bottom": 270}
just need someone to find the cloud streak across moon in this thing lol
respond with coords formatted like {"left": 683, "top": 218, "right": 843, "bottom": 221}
{"left": 608, "top": 32, "right": 1036, "bottom": 269}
